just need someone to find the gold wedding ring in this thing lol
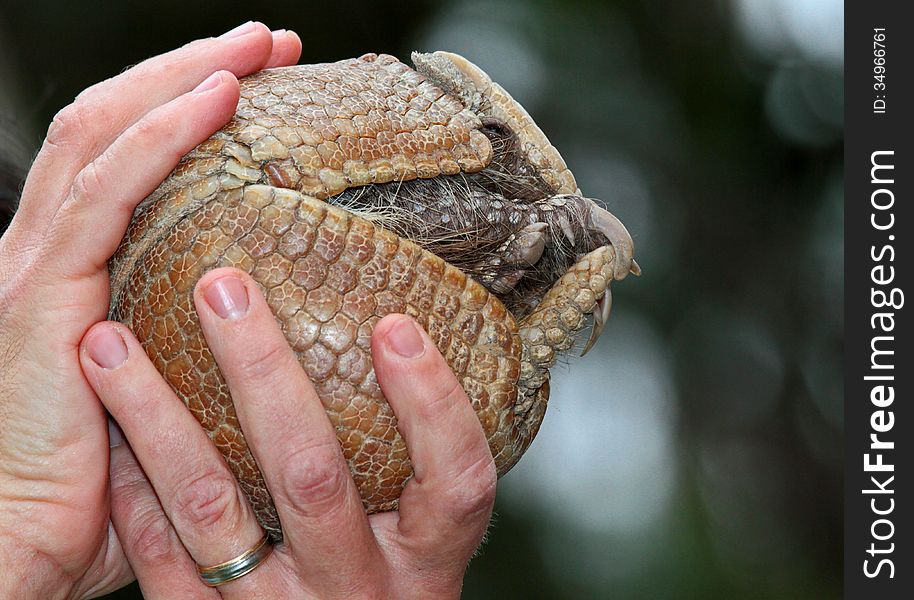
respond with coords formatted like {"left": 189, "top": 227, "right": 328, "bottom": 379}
{"left": 196, "top": 532, "right": 274, "bottom": 587}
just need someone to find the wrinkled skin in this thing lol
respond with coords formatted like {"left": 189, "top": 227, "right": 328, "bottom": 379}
{"left": 0, "top": 24, "right": 303, "bottom": 599}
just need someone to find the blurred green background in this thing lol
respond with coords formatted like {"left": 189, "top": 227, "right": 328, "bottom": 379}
{"left": 0, "top": 0, "right": 843, "bottom": 598}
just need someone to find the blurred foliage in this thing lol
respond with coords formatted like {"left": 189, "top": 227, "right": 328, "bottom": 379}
{"left": 0, "top": 0, "right": 842, "bottom": 598}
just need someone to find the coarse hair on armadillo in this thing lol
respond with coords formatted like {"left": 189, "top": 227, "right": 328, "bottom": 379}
{"left": 325, "top": 118, "right": 602, "bottom": 317}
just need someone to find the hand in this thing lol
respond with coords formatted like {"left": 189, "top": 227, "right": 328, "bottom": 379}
{"left": 80, "top": 269, "right": 497, "bottom": 599}
{"left": 0, "top": 23, "right": 302, "bottom": 599}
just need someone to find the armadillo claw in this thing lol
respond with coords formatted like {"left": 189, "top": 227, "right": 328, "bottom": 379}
{"left": 518, "top": 246, "right": 619, "bottom": 395}
{"left": 482, "top": 222, "right": 549, "bottom": 294}
{"left": 509, "top": 222, "right": 549, "bottom": 267}
{"left": 581, "top": 285, "right": 612, "bottom": 357}
{"left": 587, "top": 203, "right": 636, "bottom": 281}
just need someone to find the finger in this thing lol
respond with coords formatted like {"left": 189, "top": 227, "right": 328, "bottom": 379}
{"left": 18, "top": 21, "right": 284, "bottom": 228}
{"left": 48, "top": 70, "right": 239, "bottom": 276}
{"left": 80, "top": 322, "right": 290, "bottom": 598}
{"left": 370, "top": 315, "right": 497, "bottom": 561}
{"left": 266, "top": 29, "right": 303, "bottom": 68}
{"left": 193, "top": 268, "right": 386, "bottom": 595}
{"left": 108, "top": 423, "right": 219, "bottom": 600}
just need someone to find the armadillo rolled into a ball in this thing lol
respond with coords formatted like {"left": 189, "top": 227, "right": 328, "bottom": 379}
{"left": 108, "top": 51, "right": 638, "bottom": 540}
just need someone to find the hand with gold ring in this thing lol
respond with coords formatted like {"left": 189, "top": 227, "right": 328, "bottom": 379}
{"left": 0, "top": 23, "right": 301, "bottom": 598}
{"left": 81, "top": 270, "right": 497, "bottom": 598}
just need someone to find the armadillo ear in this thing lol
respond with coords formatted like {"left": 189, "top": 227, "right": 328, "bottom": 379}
{"left": 413, "top": 50, "right": 580, "bottom": 197}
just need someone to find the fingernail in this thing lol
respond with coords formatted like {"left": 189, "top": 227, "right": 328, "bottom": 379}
{"left": 272, "top": 28, "right": 287, "bottom": 38}
{"left": 219, "top": 21, "right": 255, "bottom": 39}
{"left": 87, "top": 327, "right": 128, "bottom": 369}
{"left": 193, "top": 72, "right": 222, "bottom": 94}
{"left": 108, "top": 418, "right": 124, "bottom": 448}
{"left": 204, "top": 276, "right": 249, "bottom": 319}
{"left": 387, "top": 317, "right": 426, "bottom": 359}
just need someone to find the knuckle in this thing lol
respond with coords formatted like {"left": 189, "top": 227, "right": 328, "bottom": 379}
{"left": 128, "top": 508, "right": 181, "bottom": 564}
{"left": 109, "top": 454, "right": 147, "bottom": 499}
{"left": 121, "top": 383, "right": 170, "bottom": 427}
{"left": 131, "top": 113, "right": 161, "bottom": 140}
{"left": 90, "top": 348, "right": 165, "bottom": 418}
{"left": 417, "top": 377, "right": 466, "bottom": 422}
{"left": 70, "top": 159, "right": 106, "bottom": 202}
{"left": 233, "top": 342, "right": 288, "bottom": 384}
{"left": 110, "top": 465, "right": 180, "bottom": 564}
{"left": 45, "top": 102, "right": 91, "bottom": 150}
{"left": 440, "top": 453, "right": 497, "bottom": 525}
{"left": 131, "top": 112, "right": 184, "bottom": 164}
{"left": 280, "top": 440, "right": 349, "bottom": 512}
{"left": 72, "top": 77, "right": 112, "bottom": 104}
{"left": 172, "top": 467, "right": 245, "bottom": 533}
